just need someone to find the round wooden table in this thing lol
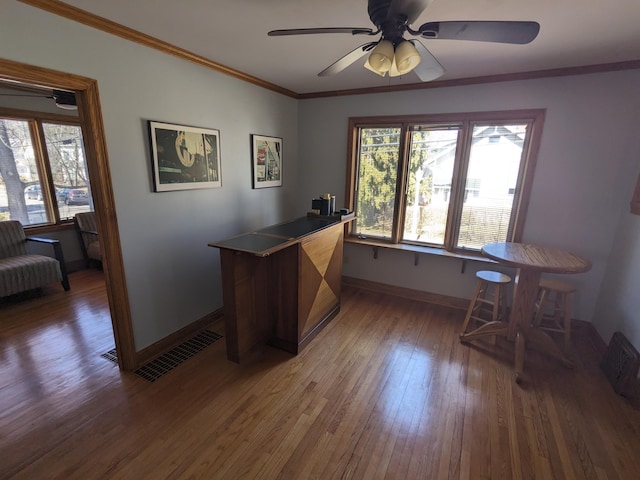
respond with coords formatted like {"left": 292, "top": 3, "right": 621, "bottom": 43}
{"left": 460, "top": 242, "right": 592, "bottom": 382}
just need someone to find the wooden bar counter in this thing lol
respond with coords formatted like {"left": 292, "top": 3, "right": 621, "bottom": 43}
{"left": 209, "top": 214, "right": 353, "bottom": 363}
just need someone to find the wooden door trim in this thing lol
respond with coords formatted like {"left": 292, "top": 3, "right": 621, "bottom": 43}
{"left": 0, "top": 58, "right": 137, "bottom": 370}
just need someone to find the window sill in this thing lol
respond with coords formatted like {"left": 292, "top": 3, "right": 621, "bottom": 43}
{"left": 24, "top": 222, "right": 75, "bottom": 235}
{"left": 344, "top": 236, "right": 497, "bottom": 265}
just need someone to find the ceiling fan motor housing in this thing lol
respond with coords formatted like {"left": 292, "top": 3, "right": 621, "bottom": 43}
{"left": 368, "top": 0, "right": 410, "bottom": 44}
{"left": 368, "top": 0, "right": 395, "bottom": 27}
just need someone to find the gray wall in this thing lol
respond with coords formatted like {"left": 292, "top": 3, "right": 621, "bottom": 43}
{"left": 1, "top": 2, "right": 299, "bottom": 350}
{"left": 298, "top": 71, "right": 640, "bottom": 348}
{"left": 593, "top": 187, "right": 640, "bottom": 348}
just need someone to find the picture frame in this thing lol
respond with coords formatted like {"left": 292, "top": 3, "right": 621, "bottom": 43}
{"left": 148, "top": 121, "right": 222, "bottom": 192}
{"left": 251, "top": 134, "right": 282, "bottom": 189}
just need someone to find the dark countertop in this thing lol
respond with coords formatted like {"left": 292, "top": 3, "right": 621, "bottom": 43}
{"left": 208, "top": 215, "right": 342, "bottom": 256}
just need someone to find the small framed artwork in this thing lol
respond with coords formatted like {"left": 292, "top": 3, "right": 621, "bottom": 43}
{"left": 149, "top": 121, "right": 222, "bottom": 192}
{"left": 251, "top": 134, "right": 282, "bottom": 188}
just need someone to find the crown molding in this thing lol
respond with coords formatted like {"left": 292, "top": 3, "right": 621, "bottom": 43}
{"left": 18, "top": 0, "right": 299, "bottom": 99}
{"left": 297, "top": 60, "right": 640, "bottom": 99}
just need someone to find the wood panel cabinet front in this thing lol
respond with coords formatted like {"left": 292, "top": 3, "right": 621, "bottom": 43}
{"left": 298, "top": 223, "right": 343, "bottom": 346}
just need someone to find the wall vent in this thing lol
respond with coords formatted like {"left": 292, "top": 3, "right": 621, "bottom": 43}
{"left": 601, "top": 331, "right": 640, "bottom": 400}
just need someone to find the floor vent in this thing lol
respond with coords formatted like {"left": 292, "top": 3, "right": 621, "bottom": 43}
{"left": 101, "top": 348, "right": 118, "bottom": 364}
{"left": 100, "top": 330, "right": 223, "bottom": 382}
{"left": 601, "top": 331, "right": 640, "bottom": 399}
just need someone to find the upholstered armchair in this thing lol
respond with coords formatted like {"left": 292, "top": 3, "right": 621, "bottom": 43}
{"left": 0, "top": 220, "right": 70, "bottom": 297}
{"left": 74, "top": 212, "right": 102, "bottom": 268}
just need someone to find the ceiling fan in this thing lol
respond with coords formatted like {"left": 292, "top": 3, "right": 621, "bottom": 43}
{"left": 0, "top": 88, "right": 77, "bottom": 110}
{"left": 268, "top": 0, "right": 540, "bottom": 82}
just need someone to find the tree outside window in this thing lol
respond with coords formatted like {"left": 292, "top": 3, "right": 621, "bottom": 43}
{"left": 0, "top": 111, "right": 93, "bottom": 227}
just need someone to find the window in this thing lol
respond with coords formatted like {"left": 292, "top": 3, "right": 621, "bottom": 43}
{"left": 346, "top": 110, "right": 544, "bottom": 253}
{"left": 0, "top": 109, "right": 93, "bottom": 228}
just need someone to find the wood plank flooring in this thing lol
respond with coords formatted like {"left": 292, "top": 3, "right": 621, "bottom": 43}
{"left": 1, "top": 269, "right": 639, "bottom": 479}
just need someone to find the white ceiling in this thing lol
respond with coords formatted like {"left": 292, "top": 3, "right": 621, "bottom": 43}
{"left": 50, "top": 0, "right": 640, "bottom": 94}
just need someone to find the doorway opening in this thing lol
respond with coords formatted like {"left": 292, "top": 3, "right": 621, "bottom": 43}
{"left": 0, "top": 58, "right": 136, "bottom": 370}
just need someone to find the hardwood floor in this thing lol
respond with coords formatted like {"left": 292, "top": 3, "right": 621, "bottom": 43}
{"left": 1, "top": 270, "right": 639, "bottom": 479}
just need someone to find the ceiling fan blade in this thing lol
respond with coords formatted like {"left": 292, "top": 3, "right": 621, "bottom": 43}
{"left": 318, "top": 42, "right": 378, "bottom": 77}
{"left": 268, "top": 27, "right": 374, "bottom": 36}
{"left": 388, "top": 0, "right": 433, "bottom": 25}
{"left": 411, "top": 40, "right": 445, "bottom": 82}
{"left": 418, "top": 21, "right": 540, "bottom": 44}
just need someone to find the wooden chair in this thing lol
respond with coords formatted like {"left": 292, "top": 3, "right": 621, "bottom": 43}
{"left": 533, "top": 277, "right": 575, "bottom": 351}
{"left": 74, "top": 212, "right": 102, "bottom": 269}
{"left": 461, "top": 270, "right": 512, "bottom": 337}
{"left": 0, "top": 220, "right": 69, "bottom": 297}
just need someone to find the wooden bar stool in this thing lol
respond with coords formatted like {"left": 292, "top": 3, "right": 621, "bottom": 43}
{"left": 461, "top": 270, "right": 512, "bottom": 337}
{"left": 533, "top": 277, "right": 576, "bottom": 351}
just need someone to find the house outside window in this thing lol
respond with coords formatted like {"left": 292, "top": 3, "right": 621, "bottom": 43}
{"left": 0, "top": 109, "right": 93, "bottom": 228}
{"left": 346, "top": 110, "right": 545, "bottom": 253}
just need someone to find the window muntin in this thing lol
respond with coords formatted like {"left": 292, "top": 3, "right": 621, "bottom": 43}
{"left": 348, "top": 111, "right": 543, "bottom": 253}
{"left": 0, "top": 113, "right": 92, "bottom": 227}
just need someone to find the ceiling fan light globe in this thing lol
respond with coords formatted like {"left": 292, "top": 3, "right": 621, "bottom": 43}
{"left": 389, "top": 57, "right": 401, "bottom": 77}
{"left": 367, "top": 39, "right": 394, "bottom": 74}
{"left": 394, "top": 40, "right": 422, "bottom": 74}
{"left": 364, "top": 58, "right": 387, "bottom": 77}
